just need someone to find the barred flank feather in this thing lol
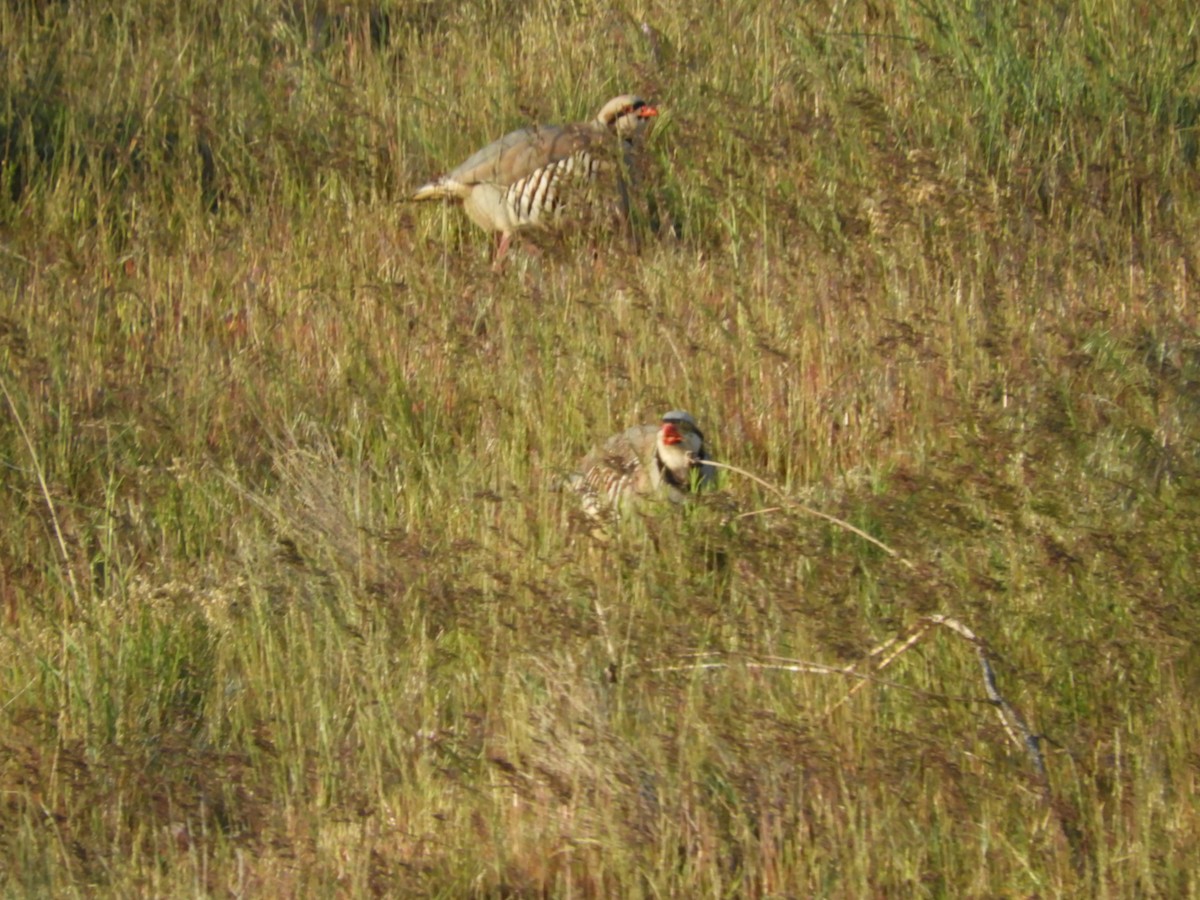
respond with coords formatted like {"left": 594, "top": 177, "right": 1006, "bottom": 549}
{"left": 504, "top": 150, "right": 603, "bottom": 227}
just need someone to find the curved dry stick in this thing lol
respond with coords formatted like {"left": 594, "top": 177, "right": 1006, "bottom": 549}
{"left": 702, "top": 458, "right": 914, "bottom": 568}
{"left": 927, "top": 616, "right": 1049, "bottom": 792}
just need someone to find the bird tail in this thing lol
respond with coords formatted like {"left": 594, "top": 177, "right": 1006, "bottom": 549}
{"left": 411, "top": 179, "right": 457, "bottom": 202}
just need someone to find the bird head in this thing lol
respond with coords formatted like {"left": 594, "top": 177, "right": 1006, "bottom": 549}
{"left": 596, "top": 94, "right": 659, "bottom": 140}
{"left": 658, "top": 410, "right": 706, "bottom": 462}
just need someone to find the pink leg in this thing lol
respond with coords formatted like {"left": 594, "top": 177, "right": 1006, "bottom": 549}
{"left": 492, "top": 232, "right": 513, "bottom": 271}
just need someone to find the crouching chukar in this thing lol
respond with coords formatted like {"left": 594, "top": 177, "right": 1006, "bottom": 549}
{"left": 411, "top": 94, "right": 658, "bottom": 265}
{"left": 566, "top": 410, "right": 715, "bottom": 522}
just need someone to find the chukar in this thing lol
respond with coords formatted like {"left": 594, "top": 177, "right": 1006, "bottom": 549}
{"left": 411, "top": 94, "right": 658, "bottom": 265}
{"left": 568, "top": 410, "right": 715, "bottom": 521}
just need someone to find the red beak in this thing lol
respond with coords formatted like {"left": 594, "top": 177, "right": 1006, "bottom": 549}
{"left": 638, "top": 105, "right": 659, "bottom": 119}
{"left": 661, "top": 423, "right": 682, "bottom": 444}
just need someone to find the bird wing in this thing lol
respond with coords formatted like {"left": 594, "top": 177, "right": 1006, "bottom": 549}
{"left": 572, "top": 424, "right": 660, "bottom": 516}
{"left": 444, "top": 123, "right": 609, "bottom": 188}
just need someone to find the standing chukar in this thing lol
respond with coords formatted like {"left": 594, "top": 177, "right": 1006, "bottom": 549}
{"left": 411, "top": 94, "right": 659, "bottom": 265}
{"left": 567, "top": 410, "right": 715, "bottom": 521}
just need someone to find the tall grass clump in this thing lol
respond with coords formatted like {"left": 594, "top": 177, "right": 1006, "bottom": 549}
{"left": 2, "top": 0, "right": 1200, "bottom": 894}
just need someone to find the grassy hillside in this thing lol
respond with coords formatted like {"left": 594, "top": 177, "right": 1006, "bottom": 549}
{"left": 2, "top": 0, "right": 1199, "bottom": 894}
